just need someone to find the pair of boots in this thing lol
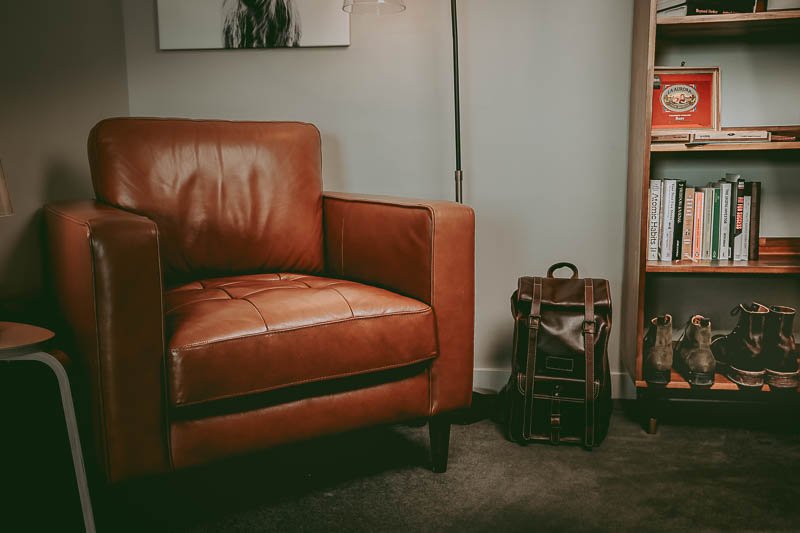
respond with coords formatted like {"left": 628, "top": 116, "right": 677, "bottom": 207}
{"left": 711, "top": 303, "right": 799, "bottom": 390}
{"left": 645, "top": 305, "right": 800, "bottom": 390}
{"left": 645, "top": 314, "right": 715, "bottom": 388}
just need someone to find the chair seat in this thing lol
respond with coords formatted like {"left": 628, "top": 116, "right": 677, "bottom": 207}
{"left": 164, "top": 273, "right": 437, "bottom": 407}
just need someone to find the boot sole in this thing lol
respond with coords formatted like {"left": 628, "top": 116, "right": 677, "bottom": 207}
{"left": 685, "top": 371, "right": 714, "bottom": 388}
{"left": 673, "top": 353, "right": 714, "bottom": 388}
{"left": 764, "top": 368, "right": 800, "bottom": 390}
{"left": 645, "top": 369, "right": 671, "bottom": 386}
{"left": 725, "top": 366, "right": 765, "bottom": 390}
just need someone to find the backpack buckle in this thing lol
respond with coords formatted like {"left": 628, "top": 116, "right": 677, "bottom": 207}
{"left": 583, "top": 320, "right": 595, "bottom": 334}
{"left": 528, "top": 316, "right": 541, "bottom": 330}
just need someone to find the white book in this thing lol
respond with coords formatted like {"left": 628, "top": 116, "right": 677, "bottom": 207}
{"left": 742, "top": 196, "right": 752, "bottom": 261}
{"left": 657, "top": 0, "right": 686, "bottom": 9}
{"left": 719, "top": 182, "right": 732, "bottom": 260}
{"left": 659, "top": 180, "right": 677, "bottom": 261}
{"left": 701, "top": 187, "right": 714, "bottom": 260}
{"left": 647, "top": 181, "right": 663, "bottom": 261}
{"left": 767, "top": 0, "right": 800, "bottom": 10}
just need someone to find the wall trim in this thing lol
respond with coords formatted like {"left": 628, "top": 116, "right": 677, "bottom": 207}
{"left": 473, "top": 368, "right": 636, "bottom": 400}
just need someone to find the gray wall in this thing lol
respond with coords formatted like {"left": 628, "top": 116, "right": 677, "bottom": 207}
{"left": 121, "top": 0, "right": 635, "bottom": 396}
{"left": 0, "top": 0, "right": 130, "bottom": 316}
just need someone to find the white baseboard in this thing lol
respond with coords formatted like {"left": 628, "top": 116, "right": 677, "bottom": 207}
{"left": 473, "top": 368, "right": 636, "bottom": 399}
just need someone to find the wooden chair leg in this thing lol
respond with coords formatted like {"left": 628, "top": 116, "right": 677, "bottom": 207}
{"left": 429, "top": 416, "right": 451, "bottom": 473}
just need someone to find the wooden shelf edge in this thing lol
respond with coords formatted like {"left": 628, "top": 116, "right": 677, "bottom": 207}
{"left": 635, "top": 367, "right": 798, "bottom": 392}
{"left": 651, "top": 141, "right": 800, "bottom": 152}
{"left": 657, "top": 11, "right": 800, "bottom": 27}
{"left": 646, "top": 259, "right": 800, "bottom": 274}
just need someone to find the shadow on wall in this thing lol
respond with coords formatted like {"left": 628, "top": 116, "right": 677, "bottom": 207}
{"left": 0, "top": 160, "right": 91, "bottom": 327}
{"left": 321, "top": 133, "right": 346, "bottom": 191}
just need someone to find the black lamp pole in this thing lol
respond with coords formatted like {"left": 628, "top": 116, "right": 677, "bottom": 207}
{"left": 450, "top": 0, "right": 463, "bottom": 204}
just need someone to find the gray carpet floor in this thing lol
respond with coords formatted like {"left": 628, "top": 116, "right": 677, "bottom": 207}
{"left": 103, "top": 404, "right": 800, "bottom": 532}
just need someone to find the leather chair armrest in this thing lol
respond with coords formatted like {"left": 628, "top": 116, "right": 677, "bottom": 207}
{"left": 44, "top": 201, "right": 169, "bottom": 482}
{"left": 323, "top": 192, "right": 475, "bottom": 414}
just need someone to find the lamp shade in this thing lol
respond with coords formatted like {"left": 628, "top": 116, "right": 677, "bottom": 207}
{"left": 0, "top": 160, "right": 12, "bottom": 217}
{"left": 343, "top": 0, "right": 406, "bottom": 15}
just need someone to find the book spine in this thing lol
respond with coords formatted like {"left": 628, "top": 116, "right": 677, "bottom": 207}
{"left": 749, "top": 182, "right": 761, "bottom": 260}
{"left": 733, "top": 180, "right": 746, "bottom": 260}
{"left": 711, "top": 187, "right": 721, "bottom": 261}
{"left": 647, "top": 181, "right": 662, "bottom": 261}
{"left": 719, "top": 182, "right": 732, "bottom": 260}
{"left": 672, "top": 180, "right": 686, "bottom": 260}
{"left": 682, "top": 188, "right": 695, "bottom": 260}
{"left": 660, "top": 180, "right": 677, "bottom": 261}
{"left": 692, "top": 191, "right": 704, "bottom": 260}
{"left": 702, "top": 187, "right": 714, "bottom": 260}
{"left": 742, "top": 195, "right": 752, "bottom": 261}
{"left": 726, "top": 175, "right": 740, "bottom": 260}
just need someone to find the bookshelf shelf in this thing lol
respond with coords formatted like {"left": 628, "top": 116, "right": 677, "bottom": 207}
{"left": 634, "top": 369, "right": 788, "bottom": 392}
{"left": 651, "top": 141, "right": 800, "bottom": 153}
{"left": 646, "top": 258, "right": 800, "bottom": 274}
{"left": 657, "top": 11, "right": 800, "bottom": 39}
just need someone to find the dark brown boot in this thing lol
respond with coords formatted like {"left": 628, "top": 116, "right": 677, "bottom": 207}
{"left": 711, "top": 302, "right": 768, "bottom": 389}
{"left": 644, "top": 315, "right": 673, "bottom": 385}
{"left": 763, "top": 306, "right": 800, "bottom": 390}
{"left": 676, "top": 315, "right": 715, "bottom": 387}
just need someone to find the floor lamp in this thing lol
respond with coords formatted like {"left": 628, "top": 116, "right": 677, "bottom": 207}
{"left": 343, "top": 0, "right": 465, "bottom": 204}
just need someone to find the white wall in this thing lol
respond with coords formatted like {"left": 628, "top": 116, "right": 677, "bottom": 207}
{"left": 121, "top": 0, "right": 635, "bottom": 397}
{"left": 0, "top": 0, "right": 129, "bottom": 317}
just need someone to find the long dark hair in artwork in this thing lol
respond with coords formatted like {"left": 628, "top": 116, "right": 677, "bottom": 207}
{"left": 223, "top": 0, "right": 301, "bottom": 48}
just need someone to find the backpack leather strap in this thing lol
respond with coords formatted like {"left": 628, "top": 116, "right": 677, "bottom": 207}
{"left": 583, "top": 279, "right": 596, "bottom": 448}
{"left": 522, "top": 277, "right": 543, "bottom": 440}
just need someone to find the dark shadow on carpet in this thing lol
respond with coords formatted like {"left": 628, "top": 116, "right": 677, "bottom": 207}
{"left": 97, "top": 403, "right": 800, "bottom": 532}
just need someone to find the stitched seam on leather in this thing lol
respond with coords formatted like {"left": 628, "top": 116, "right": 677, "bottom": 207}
{"left": 172, "top": 353, "right": 438, "bottom": 408}
{"left": 170, "top": 308, "right": 433, "bottom": 351}
{"left": 153, "top": 225, "right": 174, "bottom": 472}
{"left": 84, "top": 220, "right": 113, "bottom": 480}
{"left": 329, "top": 287, "right": 355, "bottom": 319}
{"left": 165, "top": 293, "right": 232, "bottom": 315}
{"left": 241, "top": 295, "right": 270, "bottom": 332}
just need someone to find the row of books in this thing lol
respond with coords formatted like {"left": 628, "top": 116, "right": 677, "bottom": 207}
{"left": 657, "top": 0, "right": 800, "bottom": 16}
{"left": 647, "top": 176, "right": 761, "bottom": 262}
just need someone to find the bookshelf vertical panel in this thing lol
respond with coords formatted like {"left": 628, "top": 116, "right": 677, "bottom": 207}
{"left": 622, "top": 0, "right": 657, "bottom": 384}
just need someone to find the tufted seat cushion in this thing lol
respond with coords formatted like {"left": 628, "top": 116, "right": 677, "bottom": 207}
{"left": 164, "top": 273, "right": 437, "bottom": 408}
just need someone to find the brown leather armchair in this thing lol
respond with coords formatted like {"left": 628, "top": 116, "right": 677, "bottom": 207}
{"left": 44, "top": 118, "right": 474, "bottom": 483}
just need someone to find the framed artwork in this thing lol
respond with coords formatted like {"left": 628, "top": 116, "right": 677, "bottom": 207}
{"left": 156, "top": 0, "right": 350, "bottom": 50}
{"left": 652, "top": 67, "right": 720, "bottom": 134}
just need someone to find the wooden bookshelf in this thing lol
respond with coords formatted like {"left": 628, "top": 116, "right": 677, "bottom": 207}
{"left": 657, "top": 10, "right": 800, "bottom": 39}
{"left": 622, "top": 1, "right": 800, "bottom": 432}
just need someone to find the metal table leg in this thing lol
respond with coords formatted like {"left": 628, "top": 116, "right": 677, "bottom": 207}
{"left": 11, "top": 352, "right": 96, "bottom": 533}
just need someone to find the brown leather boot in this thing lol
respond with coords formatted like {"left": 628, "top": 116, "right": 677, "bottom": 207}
{"left": 763, "top": 306, "right": 800, "bottom": 390}
{"left": 711, "top": 302, "right": 768, "bottom": 389}
{"left": 644, "top": 315, "right": 673, "bottom": 385}
{"left": 676, "top": 315, "right": 715, "bottom": 387}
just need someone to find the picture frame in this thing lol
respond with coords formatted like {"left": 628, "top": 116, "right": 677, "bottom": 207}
{"left": 651, "top": 67, "right": 720, "bottom": 134}
{"left": 156, "top": 0, "right": 351, "bottom": 50}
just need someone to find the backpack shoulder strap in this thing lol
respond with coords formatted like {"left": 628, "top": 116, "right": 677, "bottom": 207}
{"left": 522, "top": 277, "right": 543, "bottom": 440}
{"left": 583, "top": 279, "right": 596, "bottom": 448}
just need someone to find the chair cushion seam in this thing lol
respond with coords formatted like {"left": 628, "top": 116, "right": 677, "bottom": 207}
{"left": 169, "top": 308, "right": 433, "bottom": 352}
{"left": 171, "top": 352, "right": 438, "bottom": 408}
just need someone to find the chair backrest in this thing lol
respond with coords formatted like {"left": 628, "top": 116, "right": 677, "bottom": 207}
{"left": 89, "top": 118, "right": 324, "bottom": 284}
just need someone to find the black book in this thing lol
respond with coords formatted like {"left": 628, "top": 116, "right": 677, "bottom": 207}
{"left": 672, "top": 180, "right": 687, "bottom": 260}
{"left": 749, "top": 182, "right": 761, "bottom": 260}
{"left": 725, "top": 174, "right": 742, "bottom": 261}
{"left": 687, "top": 0, "right": 757, "bottom": 14}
